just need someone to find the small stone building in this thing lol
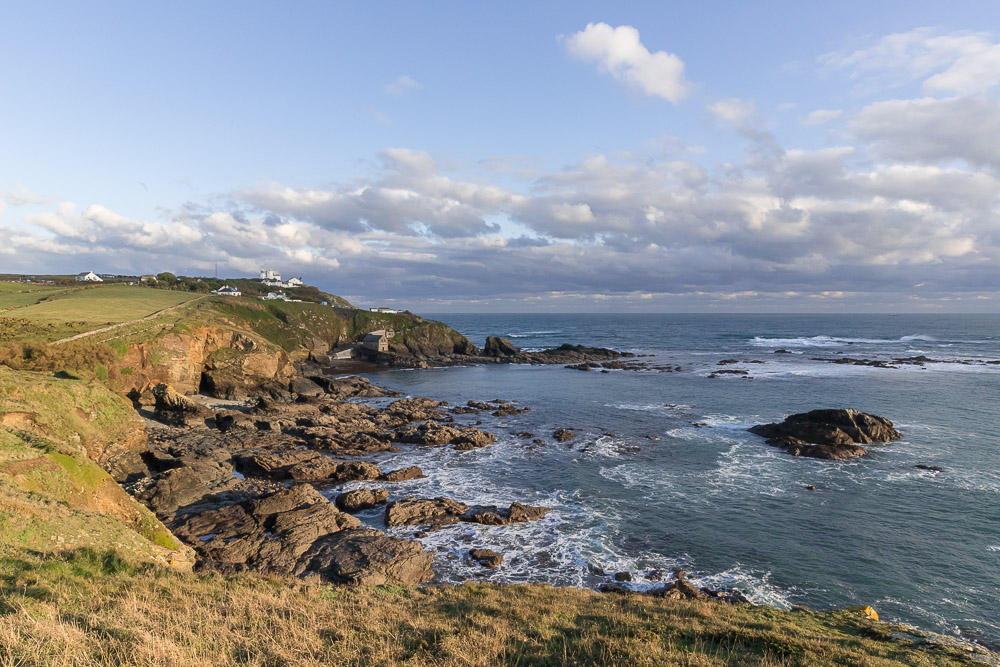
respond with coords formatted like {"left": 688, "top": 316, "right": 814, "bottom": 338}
{"left": 363, "top": 330, "right": 390, "bottom": 353}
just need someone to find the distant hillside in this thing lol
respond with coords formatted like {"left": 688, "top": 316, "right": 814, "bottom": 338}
{"left": 0, "top": 280, "right": 475, "bottom": 397}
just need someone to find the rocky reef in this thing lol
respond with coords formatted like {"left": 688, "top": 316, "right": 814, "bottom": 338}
{"left": 107, "top": 375, "right": 552, "bottom": 586}
{"left": 749, "top": 408, "right": 902, "bottom": 459}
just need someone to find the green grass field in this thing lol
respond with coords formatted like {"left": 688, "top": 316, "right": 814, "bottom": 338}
{"left": 0, "top": 283, "right": 73, "bottom": 310}
{"left": 12, "top": 285, "right": 200, "bottom": 324}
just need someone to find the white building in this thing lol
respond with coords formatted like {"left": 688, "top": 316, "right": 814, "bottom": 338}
{"left": 370, "top": 307, "right": 401, "bottom": 314}
{"left": 260, "top": 291, "right": 291, "bottom": 301}
{"left": 212, "top": 285, "right": 242, "bottom": 297}
{"left": 76, "top": 271, "right": 103, "bottom": 282}
{"left": 259, "top": 269, "right": 281, "bottom": 281}
{"left": 286, "top": 277, "right": 304, "bottom": 287}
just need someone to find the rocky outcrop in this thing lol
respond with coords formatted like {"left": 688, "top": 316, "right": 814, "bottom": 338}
{"left": 466, "top": 502, "right": 551, "bottom": 526}
{"left": 553, "top": 428, "right": 576, "bottom": 442}
{"left": 147, "top": 383, "right": 213, "bottom": 427}
{"left": 749, "top": 409, "right": 901, "bottom": 460}
{"left": 295, "top": 528, "right": 434, "bottom": 585}
{"left": 385, "top": 497, "right": 470, "bottom": 527}
{"left": 469, "top": 548, "right": 503, "bottom": 568}
{"left": 335, "top": 488, "right": 389, "bottom": 512}
{"left": 114, "top": 326, "right": 295, "bottom": 399}
{"left": 483, "top": 336, "right": 519, "bottom": 357}
{"left": 395, "top": 422, "right": 496, "bottom": 450}
{"left": 171, "top": 485, "right": 365, "bottom": 577}
{"left": 232, "top": 449, "right": 382, "bottom": 483}
{"left": 380, "top": 466, "right": 426, "bottom": 482}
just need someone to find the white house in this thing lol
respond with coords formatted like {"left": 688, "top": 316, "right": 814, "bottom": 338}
{"left": 212, "top": 285, "right": 242, "bottom": 297}
{"left": 260, "top": 291, "right": 291, "bottom": 301}
{"left": 259, "top": 269, "right": 281, "bottom": 281}
{"left": 76, "top": 271, "right": 103, "bottom": 282}
{"left": 369, "top": 307, "right": 400, "bottom": 314}
{"left": 286, "top": 277, "right": 304, "bottom": 287}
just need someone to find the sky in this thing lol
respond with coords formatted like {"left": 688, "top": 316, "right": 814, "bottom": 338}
{"left": 2, "top": 1, "right": 999, "bottom": 312}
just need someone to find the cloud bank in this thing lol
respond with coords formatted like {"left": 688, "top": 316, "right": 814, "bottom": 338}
{"left": 1, "top": 26, "right": 997, "bottom": 312}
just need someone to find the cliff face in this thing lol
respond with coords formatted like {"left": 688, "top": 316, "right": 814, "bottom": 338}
{"left": 112, "top": 326, "right": 294, "bottom": 399}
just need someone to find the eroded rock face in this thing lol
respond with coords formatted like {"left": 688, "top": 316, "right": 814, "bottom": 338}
{"left": 395, "top": 422, "right": 496, "bottom": 450}
{"left": 232, "top": 449, "right": 382, "bottom": 482}
{"left": 380, "top": 466, "right": 426, "bottom": 482}
{"left": 466, "top": 502, "right": 551, "bottom": 526}
{"left": 385, "top": 497, "right": 470, "bottom": 527}
{"left": 335, "top": 488, "right": 389, "bottom": 513}
{"left": 296, "top": 528, "right": 434, "bottom": 585}
{"left": 748, "top": 409, "right": 901, "bottom": 460}
{"left": 171, "top": 485, "right": 360, "bottom": 575}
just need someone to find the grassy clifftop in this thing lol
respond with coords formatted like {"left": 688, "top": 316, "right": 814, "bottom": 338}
{"left": 0, "top": 282, "right": 474, "bottom": 391}
{"left": 0, "top": 548, "right": 980, "bottom": 666}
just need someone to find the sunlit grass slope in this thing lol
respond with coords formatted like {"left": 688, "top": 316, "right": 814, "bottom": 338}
{"left": 0, "top": 547, "right": 979, "bottom": 667}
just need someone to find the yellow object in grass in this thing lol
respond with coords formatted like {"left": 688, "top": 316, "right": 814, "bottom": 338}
{"left": 850, "top": 605, "right": 879, "bottom": 621}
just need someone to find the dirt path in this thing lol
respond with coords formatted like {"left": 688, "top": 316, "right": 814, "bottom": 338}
{"left": 51, "top": 295, "right": 208, "bottom": 345}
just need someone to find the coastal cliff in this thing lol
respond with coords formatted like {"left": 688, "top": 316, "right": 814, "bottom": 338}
{"left": 1, "top": 286, "right": 995, "bottom": 665}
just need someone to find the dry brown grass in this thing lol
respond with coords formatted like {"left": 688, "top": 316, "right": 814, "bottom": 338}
{"left": 0, "top": 548, "right": 979, "bottom": 667}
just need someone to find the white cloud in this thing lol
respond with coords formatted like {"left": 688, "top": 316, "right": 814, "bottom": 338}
{"left": 562, "top": 22, "right": 690, "bottom": 103}
{"left": 821, "top": 28, "right": 1000, "bottom": 95}
{"left": 385, "top": 75, "right": 423, "bottom": 95}
{"left": 851, "top": 95, "right": 1000, "bottom": 168}
{"left": 803, "top": 109, "right": 843, "bottom": 126}
{"left": 708, "top": 98, "right": 756, "bottom": 126}
{"left": 2, "top": 183, "right": 43, "bottom": 206}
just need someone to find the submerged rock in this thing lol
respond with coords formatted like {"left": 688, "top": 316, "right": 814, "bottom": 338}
{"left": 468, "top": 548, "right": 503, "bottom": 568}
{"left": 553, "top": 428, "right": 576, "bottom": 442}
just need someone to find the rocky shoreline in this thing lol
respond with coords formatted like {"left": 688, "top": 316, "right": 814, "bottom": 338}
{"left": 107, "top": 353, "right": 756, "bottom": 603}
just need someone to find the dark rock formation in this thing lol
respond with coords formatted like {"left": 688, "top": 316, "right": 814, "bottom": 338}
{"left": 468, "top": 548, "right": 503, "bottom": 568}
{"left": 483, "top": 336, "right": 519, "bottom": 357}
{"left": 466, "top": 502, "right": 551, "bottom": 526}
{"left": 749, "top": 409, "right": 901, "bottom": 460}
{"left": 171, "top": 485, "right": 361, "bottom": 576}
{"left": 149, "top": 383, "right": 212, "bottom": 427}
{"left": 296, "top": 528, "right": 434, "bottom": 585}
{"left": 553, "top": 428, "right": 576, "bottom": 442}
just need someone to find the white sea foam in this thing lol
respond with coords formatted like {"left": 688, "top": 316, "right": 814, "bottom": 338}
{"left": 751, "top": 334, "right": 940, "bottom": 348}
{"left": 988, "top": 546, "right": 1000, "bottom": 552}
{"left": 507, "top": 330, "right": 561, "bottom": 338}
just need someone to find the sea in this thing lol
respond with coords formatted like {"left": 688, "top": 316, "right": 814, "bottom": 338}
{"left": 334, "top": 314, "right": 1000, "bottom": 646}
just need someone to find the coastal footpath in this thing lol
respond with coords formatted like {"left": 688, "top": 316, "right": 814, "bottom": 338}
{"left": 0, "top": 282, "right": 996, "bottom": 665}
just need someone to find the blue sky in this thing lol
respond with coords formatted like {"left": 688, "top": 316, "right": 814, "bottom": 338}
{"left": 2, "top": 1, "right": 999, "bottom": 311}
